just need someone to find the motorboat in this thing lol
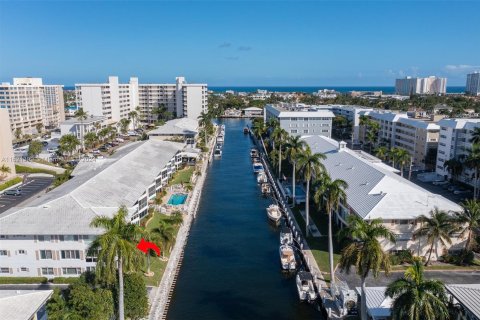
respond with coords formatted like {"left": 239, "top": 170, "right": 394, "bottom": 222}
{"left": 214, "top": 147, "right": 222, "bottom": 158}
{"left": 250, "top": 148, "right": 259, "bottom": 158}
{"left": 251, "top": 156, "right": 260, "bottom": 163}
{"left": 257, "top": 172, "right": 268, "bottom": 184}
{"left": 266, "top": 204, "right": 282, "bottom": 224}
{"left": 280, "top": 225, "right": 293, "bottom": 245}
{"left": 279, "top": 244, "right": 297, "bottom": 271}
{"left": 217, "top": 135, "right": 224, "bottom": 144}
{"left": 261, "top": 183, "right": 271, "bottom": 195}
{"left": 253, "top": 162, "right": 264, "bottom": 174}
{"left": 296, "top": 271, "right": 317, "bottom": 302}
{"left": 243, "top": 127, "right": 249, "bottom": 134}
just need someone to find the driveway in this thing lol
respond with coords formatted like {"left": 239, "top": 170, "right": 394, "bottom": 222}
{"left": 0, "top": 176, "right": 54, "bottom": 214}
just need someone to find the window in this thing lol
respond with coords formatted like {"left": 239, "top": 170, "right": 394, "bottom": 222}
{"left": 303, "top": 130, "right": 308, "bottom": 133}
{"left": 85, "top": 251, "right": 97, "bottom": 263}
{"left": 290, "top": 129, "right": 297, "bottom": 134}
{"left": 0, "top": 250, "right": 7, "bottom": 256}
{"left": 20, "top": 267, "right": 28, "bottom": 272}
{"left": 62, "top": 268, "right": 81, "bottom": 275}
{"left": 60, "top": 235, "right": 79, "bottom": 242}
{"left": 61, "top": 250, "right": 80, "bottom": 259}
{"left": 40, "top": 250, "right": 53, "bottom": 259}
{"left": 86, "top": 266, "right": 96, "bottom": 272}
{"left": 38, "top": 235, "right": 52, "bottom": 242}
{"left": 0, "top": 268, "right": 9, "bottom": 273}
{"left": 18, "top": 250, "right": 26, "bottom": 254}
{"left": 42, "top": 268, "right": 54, "bottom": 275}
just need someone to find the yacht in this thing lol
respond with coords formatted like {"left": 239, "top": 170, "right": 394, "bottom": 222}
{"left": 266, "top": 204, "right": 282, "bottom": 224}
{"left": 261, "top": 182, "right": 271, "bottom": 195}
{"left": 243, "top": 127, "right": 249, "bottom": 134}
{"left": 217, "top": 135, "right": 224, "bottom": 144}
{"left": 257, "top": 172, "right": 268, "bottom": 184}
{"left": 214, "top": 146, "right": 222, "bottom": 158}
{"left": 296, "top": 271, "right": 317, "bottom": 302}
{"left": 250, "top": 148, "right": 259, "bottom": 158}
{"left": 279, "top": 244, "right": 297, "bottom": 271}
{"left": 280, "top": 225, "right": 294, "bottom": 245}
{"left": 253, "top": 162, "right": 264, "bottom": 174}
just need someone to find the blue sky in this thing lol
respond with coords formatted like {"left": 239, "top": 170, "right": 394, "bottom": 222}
{"left": 0, "top": 1, "right": 479, "bottom": 86}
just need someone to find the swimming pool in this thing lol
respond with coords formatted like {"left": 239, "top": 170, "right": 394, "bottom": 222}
{"left": 168, "top": 193, "right": 188, "bottom": 205}
{"left": 284, "top": 185, "right": 306, "bottom": 203}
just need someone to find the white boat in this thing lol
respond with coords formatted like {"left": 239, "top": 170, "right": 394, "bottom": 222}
{"left": 250, "top": 148, "right": 259, "bottom": 158}
{"left": 296, "top": 271, "right": 317, "bottom": 302}
{"left": 253, "top": 162, "right": 264, "bottom": 174}
{"left": 279, "top": 244, "right": 297, "bottom": 271}
{"left": 257, "top": 172, "right": 268, "bottom": 184}
{"left": 280, "top": 226, "right": 293, "bottom": 245}
{"left": 217, "top": 135, "right": 224, "bottom": 143}
{"left": 243, "top": 127, "right": 249, "bottom": 134}
{"left": 214, "top": 148, "right": 222, "bottom": 158}
{"left": 261, "top": 183, "right": 271, "bottom": 195}
{"left": 266, "top": 204, "right": 282, "bottom": 224}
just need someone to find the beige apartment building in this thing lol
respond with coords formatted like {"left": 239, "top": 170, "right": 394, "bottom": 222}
{"left": 0, "top": 108, "right": 16, "bottom": 179}
{"left": 0, "top": 78, "right": 65, "bottom": 136}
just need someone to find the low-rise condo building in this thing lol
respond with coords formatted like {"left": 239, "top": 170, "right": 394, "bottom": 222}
{"left": 0, "top": 140, "right": 184, "bottom": 278}
{"left": 264, "top": 103, "right": 334, "bottom": 137}
{"left": 75, "top": 76, "right": 208, "bottom": 124}
{"left": 466, "top": 72, "right": 480, "bottom": 96}
{"left": 0, "top": 78, "right": 65, "bottom": 135}
{"left": 60, "top": 116, "right": 106, "bottom": 140}
{"left": 327, "top": 105, "right": 373, "bottom": 143}
{"left": 302, "top": 135, "right": 463, "bottom": 258}
{"left": 395, "top": 76, "right": 447, "bottom": 95}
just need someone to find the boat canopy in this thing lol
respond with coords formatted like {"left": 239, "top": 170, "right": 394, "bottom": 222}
{"left": 298, "top": 271, "right": 314, "bottom": 281}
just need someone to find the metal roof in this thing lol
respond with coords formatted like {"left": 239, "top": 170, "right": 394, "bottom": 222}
{"left": 0, "top": 290, "right": 53, "bottom": 320}
{"left": 148, "top": 118, "right": 198, "bottom": 136}
{"left": 446, "top": 284, "right": 480, "bottom": 319}
{"left": 355, "top": 287, "right": 392, "bottom": 318}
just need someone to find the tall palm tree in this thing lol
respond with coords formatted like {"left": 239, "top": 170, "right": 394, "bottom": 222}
{"left": 444, "top": 158, "right": 464, "bottom": 183}
{"left": 128, "top": 110, "right": 138, "bottom": 131}
{"left": 374, "top": 146, "right": 389, "bottom": 161}
{"left": 284, "top": 136, "right": 307, "bottom": 204}
{"left": 469, "top": 127, "right": 480, "bottom": 145}
{"left": 271, "top": 127, "right": 288, "bottom": 177}
{"left": 83, "top": 132, "right": 98, "bottom": 150}
{"left": 74, "top": 108, "right": 89, "bottom": 149}
{"left": 465, "top": 144, "right": 480, "bottom": 199}
{"left": 413, "top": 208, "right": 459, "bottom": 265}
{"left": 385, "top": 257, "right": 449, "bottom": 320}
{"left": 389, "top": 147, "right": 399, "bottom": 168}
{"left": 314, "top": 173, "right": 348, "bottom": 285}
{"left": 455, "top": 199, "right": 480, "bottom": 251}
{"left": 88, "top": 206, "right": 143, "bottom": 320}
{"left": 339, "top": 215, "right": 396, "bottom": 320}
{"left": 396, "top": 148, "right": 411, "bottom": 177}
{"left": 297, "top": 146, "right": 326, "bottom": 236}
{"left": 252, "top": 119, "right": 266, "bottom": 139}
{"left": 152, "top": 220, "right": 176, "bottom": 258}
{"left": 266, "top": 117, "right": 279, "bottom": 132}
{"left": 197, "top": 111, "right": 211, "bottom": 146}
{"left": 0, "top": 164, "right": 11, "bottom": 180}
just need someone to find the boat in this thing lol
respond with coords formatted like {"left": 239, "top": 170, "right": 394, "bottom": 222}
{"left": 296, "top": 271, "right": 317, "bottom": 302}
{"left": 257, "top": 172, "right": 268, "bottom": 184}
{"left": 250, "top": 148, "right": 259, "bottom": 158}
{"left": 279, "top": 244, "right": 297, "bottom": 270}
{"left": 243, "top": 127, "right": 249, "bottom": 134}
{"left": 214, "top": 147, "right": 222, "bottom": 158}
{"left": 266, "top": 204, "right": 282, "bottom": 224}
{"left": 217, "top": 135, "right": 224, "bottom": 144}
{"left": 280, "top": 225, "right": 293, "bottom": 245}
{"left": 253, "top": 162, "right": 264, "bottom": 174}
{"left": 261, "top": 182, "right": 271, "bottom": 195}
{"left": 251, "top": 156, "right": 260, "bottom": 163}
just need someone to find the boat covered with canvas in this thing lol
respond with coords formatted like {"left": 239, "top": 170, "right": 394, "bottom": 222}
{"left": 266, "top": 204, "right": 282, "bottom": 224}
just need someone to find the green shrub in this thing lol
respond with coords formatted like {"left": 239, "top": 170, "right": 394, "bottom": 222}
{"left": 442, "top": 250, "right": 474, "bottom": 265}
{"left": 51, "top": 277, "right": 80, "bottom": 284}
{"left": 0, "top": 277, "right": 48, "bottom": 284}
{"left": 0, "top": 177, "right": 23, "bottom": 191}
{"left": 15, "top": 164, "right": 57, "bottom": 176}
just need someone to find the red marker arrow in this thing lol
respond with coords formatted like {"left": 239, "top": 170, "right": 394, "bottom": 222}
{"left": 136, "top": 238, "right": 161, "bottom": 256}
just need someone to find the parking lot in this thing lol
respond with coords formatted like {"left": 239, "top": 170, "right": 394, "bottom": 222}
{"left": 0, "top": 176, "right": 54, "bottom": 214}
{"left": 411, "top": 172, "right": 473, "bottom": 203}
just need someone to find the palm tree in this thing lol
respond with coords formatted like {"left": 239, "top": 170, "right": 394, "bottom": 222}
{"left": 152, "top": 219, "right": 176, "bottom": 259}
{"left": 284, "top": 136, "right": 307, "bottom": 204}
{"left": 119, "top": 118, "right": 131, "bottom": 135}
{"left": 413, "top": 208, "right": 459, "bottom": 265}
{"left": 83, "top": 132, "right": 98, "bottom": 150}
{"left": 271, "top": 127, "right": 288, "bottom": 177}
{"left": 465, "top": 144, "right": 480, "bottom": 199}
{"left": 128, "top": 110, "right": 138, "bottom": 131}
{"left": 88, "top": 206, "right": 143, "bottom": 320}
{"left": 297, "top": 146, "right": 326, "bottom": 236}
{"left": 469, "top": 127, "right": 480, "bottom": 145}
{"left": 35, "top": 123, "right": 43, "bottom": 134}
{"left": 396, "top": 148, "right": 411, "bottom": 177}
{"left": 266, "top": 117, "right": 279, "bottom": 132}
{"left": 58, "top": 134, "right": 80, "bottom": 158}
{"left": 339, "top": 215, "right": 396, "bottom": 320}
{"left": 198, "top": 111, "right": 211, "bottom": 146}
{"left": 141, "top": 228, "right": 160, "bottom": 276}
{"left": 455, "top": 199, "right": 480, "bottom": 251}
{"left": 0, "top": 164, "right": 11, "bottom": 180}
{"left": 74, "top": 108, "right": 89, "bottom": 149}
{"left": 14, "top": 128, "right": 22, "bottom": 141}
{"left": 444, "top": 158, "right": 464, "bottom": 183}
{"left": 314, "top": 173, "right": 348, "bottom": 285}
{"left": 251, "top": 119, "right": 266, "bottom": 139}
{"left": 385, "top": 257, "right": 449, "bottom": 320}
{"left": 374, "top": 146, "right": 389, "bottom": 161}
{"left": 389, "top": 147, "right": 399, "bottom": 168}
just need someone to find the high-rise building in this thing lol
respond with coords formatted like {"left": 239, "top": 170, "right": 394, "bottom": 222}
{"left": 0, "top": 78, "right": 65, "bottom": 136}
{"left": 75, "top": 76, "right": 208, "bottom": 124}
{"left": 466, "top": 72, "right": 480, "bottom": 96}
{"left": 0, "top": 108, "right": 16, "bottom": 179}
{"left": 395, "top": 76, "right": 447, "bottom": 95}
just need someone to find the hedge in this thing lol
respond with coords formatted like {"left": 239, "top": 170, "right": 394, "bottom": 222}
{"left": 0, "top": 177, "right": 23, "bottom": 192}
{"left": 51, "top": 277, "right": 80, "bottom": 284}
{"left": 0, "top": 277, "right": 48, "bottom": 284}
{"left": 15, "top": 164, "right": 57, "bottom": 176}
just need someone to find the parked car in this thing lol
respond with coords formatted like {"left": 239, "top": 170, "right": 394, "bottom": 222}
{"left": 432, "top": 180, "right": 449, "bottom": 186}
{"left": 42, "top": 141, "right": 49, "bottom": 146}
{"left": 116, "top": 138, "right": 125, "bottom": 143}
{"left": 127, "top": 131, "right": 138, "bottom": 136}
{"left": 47, "top": 148, "right": 58, "bottom": 153}
{"left": 92, "top": 150, "right": 101, "bottom": 154}
{"left": 453, "top": 188, "right": 471, "bottom": 195}
{"left": 3, "top": 189, "right": 22, "bottom": 196}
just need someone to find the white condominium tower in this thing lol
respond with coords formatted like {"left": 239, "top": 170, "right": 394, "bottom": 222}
{"left": 466, "top": 72, "right": 480, "bottom": 96}
{"left": 75, "top": 76, "right": 208, "bottom": 123}
{"left": 395, "top": 76, "right": 447, "bottom": 96}
{"left": 0, "top": 78, "right": 65, "bottom": 135}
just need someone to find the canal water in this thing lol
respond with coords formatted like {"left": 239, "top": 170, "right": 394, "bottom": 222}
{"left": 167, "top": 119, "right": 320, "bottom": 319}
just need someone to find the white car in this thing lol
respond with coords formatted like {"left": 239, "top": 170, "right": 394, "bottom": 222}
{"left": 47, "top": 148, "right": 58, "bottom": 153}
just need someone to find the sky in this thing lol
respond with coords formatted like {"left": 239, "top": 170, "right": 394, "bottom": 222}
{"left": 0, "top": 1, "right": 479, "bottom": 86}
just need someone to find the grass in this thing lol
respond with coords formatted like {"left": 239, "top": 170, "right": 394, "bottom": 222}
{"left": 141, "top": 212, "right": 182, "bottom": 287}
{"left": 0, "top": 277, "right": 48, "bottom": 284}
{"left": 170, "top": 167, "right": 194, "bottom": 185}
{"left": 15, "top": 164, "right": 57, "bottom": 176}
{"left": 0, "top": 177, "right": 23, "bottom": 191}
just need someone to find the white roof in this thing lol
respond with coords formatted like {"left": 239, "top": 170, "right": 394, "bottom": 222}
{"left": 61, "top": 115, "right": 106, "bottom": 125}
{"left": 398, "top": 117, "right": 440, "bottom": 130}
{"left": 438, "top": 118, "right": 480, "bottom": 129}
{"left": 0, "top": 290, "right": 53, "bottom": 320}
{"left": 446, "top": 284, "right": 480, "bottom": 319}
{"left": 0, "top": 140, "right": 184, "bottom": 235}
{"left": 302, "top": 135, "right": 461, "bottom": 220}
{"left": 149, "top": 118, "right": 198, "bottom": 136}
{"left": 244, "top": 107, "right": 263, "bottom": 111}
{"left": 355, "top": 287, "right": 392, "bottom": 318}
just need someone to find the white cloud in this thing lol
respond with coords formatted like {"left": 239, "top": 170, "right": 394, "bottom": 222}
{"left": 445, "top": 64, "right": 480, "bottom": 73}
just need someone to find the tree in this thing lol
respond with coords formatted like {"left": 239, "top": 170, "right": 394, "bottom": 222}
{"left": 198, "top": 111, "right": 211, "bottom": 146}
{"left": 88, "top": 206, "right": 143, "bottom": 320}
{"left": 465, "top": 144, "right": 480, "bottom": 199}
{"left": 469, "top": 127, "right": 480, "bottom": 145}
{"left": 152, "top": 218, "right": 177, "bottom": 258}
{"left": 14, "top": 127, "right": 22, "bottom": 140}
{"left": 128, "top": 110, "right": 139, "bottom": 131}
{"left": 68, "top": 282, "right": 114, "bottom": 320}
{"left": 385, "top": 257, "right": 449, "bottom": 320}
{"left": 266, "top": 117, "right": 279, "bottom": 132}
{"left": 36, "top": 122, "right": 43, "bottom": 134}
{"left": 74, "top": 108, "right": 89, "bottom": 148}
{"left": 296, "top": 146, "right": 326, "bottom": 236}
{"left": 0, "top": 164, "right": 11, "bottom": 180}
{"left": 314, "top": 173, "right": 348, "bottom": 285}
{"left": 119, "top": 118, "right": 131, "bottom": 135}
{"left": 339, "top": 215, "right": 396, "bottom": 320}
{"left": 251, "top": 118, "right": 266, "bottom": 139}
{"left": 271, "top": 127, "right": 288, "bottom": 177}
{"left": 59, "top": 134, "right": 80, "bottom": 158}
{"left": 284, "top": 135, "right": 307, "bottom": 204}
{"left": 84, "top": 132, "right": 98, "bottom": 150}
{"left": 98, "top": 127, "right": 110, "bottom": 144}
{"left": 455, "top": 199, "right": 480, "bottom": 251}
{"left": 114, "top": 273, "right": 148, "bottom": 320}
{"left": 27, "top": 140, "right": 43, "bottom": 158}
{"left": 374, "top": 146, "right": 389, "bottom": 161}
{"left": 444, "top": 158, "right": 464, "bottom": 183}
{"left": 395, "top": 148, "right": 411, "bottom": 177}
{"left": 413, "top": 208, "right": 460, "bottom": 265}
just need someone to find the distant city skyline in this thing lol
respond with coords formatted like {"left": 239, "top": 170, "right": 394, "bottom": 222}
{"left": 0, "top": 1, "right": 479, "bottom": 86}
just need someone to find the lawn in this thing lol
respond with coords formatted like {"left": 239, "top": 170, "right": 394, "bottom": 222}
{"left": 141, "top": 212, "right": 182, "bottom": 287}
{"left": 169, "top": 167, "right": 194, "bottom": 185}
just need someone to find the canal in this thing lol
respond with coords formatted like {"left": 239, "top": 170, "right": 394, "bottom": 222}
{"left": 167, "top": 119, "right": 320, "bottom": 319}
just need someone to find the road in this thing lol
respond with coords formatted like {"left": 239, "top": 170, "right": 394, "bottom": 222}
{"left": 0, "top": 176, "right": 54, "bottom": 214}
